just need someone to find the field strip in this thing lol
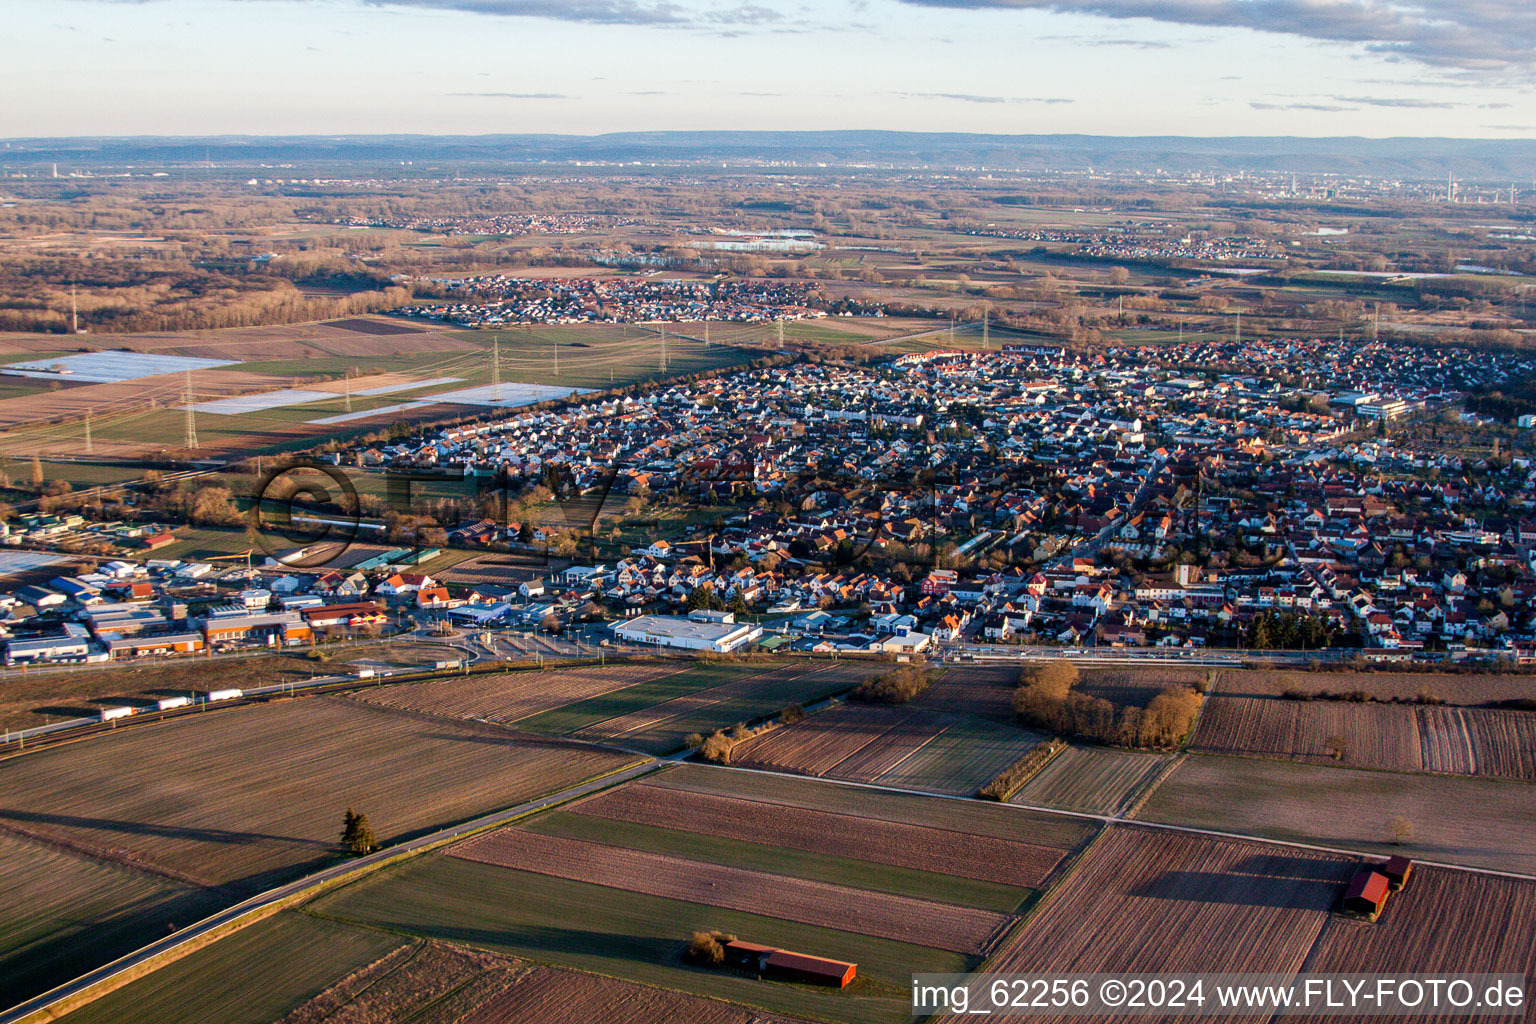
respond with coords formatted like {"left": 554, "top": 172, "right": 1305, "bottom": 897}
{"left": 570, "top": 663, "right": 802, "bottom": 740}
{"left": 689, "top": 763, "right": 1536, "bottom": 883}
{"left": 567, "top": 779, "right": 1066, "bottom": 887}
{"left": 449, "top": 828, "right": 1013, "bottom": 955}
{"left": 863, "top": 720, "right": 952, "bottom": 783}
{"left": 824, "top": 709, "right": 945, "bottom": 781}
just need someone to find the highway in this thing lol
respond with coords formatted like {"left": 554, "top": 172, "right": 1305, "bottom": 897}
{"left": 0, "top": 757, "right": 661, "bottom": 1024}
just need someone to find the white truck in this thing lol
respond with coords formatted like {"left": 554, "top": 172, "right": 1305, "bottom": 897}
{"left": 99, "top": 706, "right": 135, "bottom": 722}
{"left": 156, "top": 696, "right": 192, "bottom": 711}
{"left": 206, "top": 688, "right": 243, "bottom": 702}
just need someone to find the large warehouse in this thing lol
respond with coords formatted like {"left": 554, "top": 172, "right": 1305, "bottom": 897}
{"left": 611, "top": 614, "right": 763, "bottom": 653}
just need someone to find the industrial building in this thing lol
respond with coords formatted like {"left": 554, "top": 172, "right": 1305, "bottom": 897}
{"left": 611, "top": 614, "right": 763, "bottom": 653}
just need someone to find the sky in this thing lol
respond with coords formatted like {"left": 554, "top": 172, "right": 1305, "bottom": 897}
{"left": 5, "top": 0, "right": 1534, "bottom": 137}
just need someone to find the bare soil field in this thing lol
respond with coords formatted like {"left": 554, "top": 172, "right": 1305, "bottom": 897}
{"left": 0, "top": 649, "right": 325, "bottom": 732}
{"left": 729, "top": 704, "right": 943, "bottom": 778}
{"left": 0, "top": 830, "right": 223, "bottom": 1009}
{"left": 1136, "top": 753, "right": 1536, "bottom": 875}
{"left": 450, "top": 828, "right": 1013, "bottom": 955}
{"left": 1215, "top": 668, "right": 1536, "bottom": 705}
{"left": 462, "top": 962, "right": 817, "bottom": 1024}
{"left": 0, "top": 321, "right": 478, "bottom": 361}
{"left": 913, "top": 664, "right": 1018, "bottom": 719}
{"left": 0, "top": 697, "right": 635, "bottom": 890}
{"left": 569, "top": 779, "right": 1069, "bottom": 887}
{"left": 1193, "top": 697, "right": 1536, "bottom": 780}
{"left": 433, "top": 556, "right": 551, "bottom": 588}
{"left": 1011, "top": 746, "right": 1170, "bottom": 816}
{"left": 657, "top": 763, "right": 1098, "bottom": 851}
{"left": 957, "top": 826, "right": 1353, "bottom": 1023}
{"left": 344, "top": 663, "right": 685, "bottom": 725}
{"left": 1303, "top": 867, "right": 1536, "bottom": 1024}
{"left": 0, "top": 368, "right": 289, "bottom": 433}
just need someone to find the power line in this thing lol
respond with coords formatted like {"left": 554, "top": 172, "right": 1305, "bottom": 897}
{"left": 183, "top": 370, "right": 199, "bottom": 450}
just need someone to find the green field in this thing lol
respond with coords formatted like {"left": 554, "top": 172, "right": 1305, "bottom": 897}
{"left": 877, "top": 715, "right": 1044, "bottom": 796}
{"left": 308, "top": 853, "right": 968, "bottom": 1024}
{"left": 512, "top": 659, "right": 871, "bottom": 747}
{"left": 445, "top": 324, "right": 760, "bottom": 390}
{"left": 0, "top": 832, "right": 226, "bottom": 1010}
{"left": 57, "top": 912, "right": 402, "bottom": 1024}
{"left": 513, "top": 661, "right": 773, "bottom": 737}
{"left": 522, "top": 808, "right": 1034, "bottom": 913}
{"left": 620, "top": 663, "right": 881, "bottom": 754}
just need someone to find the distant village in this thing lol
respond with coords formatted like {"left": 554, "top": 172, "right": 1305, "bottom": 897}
{"left": 394, "top": 276, "right": 826, "bottom": 328}
{"left": 6, "top": 335, "right": 1536, "bottom": 668}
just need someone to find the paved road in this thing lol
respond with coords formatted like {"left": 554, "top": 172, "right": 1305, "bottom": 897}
{"left": 0, "top": 757, "right": 660, "bottom": 1024}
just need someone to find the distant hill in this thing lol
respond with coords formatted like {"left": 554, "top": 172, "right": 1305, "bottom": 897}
{"left": 4, "top": 131, "right": 1532, "bottom": 180}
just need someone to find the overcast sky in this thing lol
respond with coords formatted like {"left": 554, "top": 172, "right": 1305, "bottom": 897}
{"left": 6, "top": 0, "right": 1534, "bottom": 137}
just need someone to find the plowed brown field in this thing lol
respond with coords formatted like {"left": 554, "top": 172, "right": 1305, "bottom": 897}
{"left": 345, "top": 664, "right": 684, "bottom": 725}
{"left": 570, "top": 780, "right": 1069, "bottom": 887}
{"left": 1193, "top": 696, "right": 1536, "bottom": 780}
{"left": 451, "top": 829, "right": 1013, "bottom": 955}
{"left": 957, "top": 826, "right": 1352, "bottom": 1023}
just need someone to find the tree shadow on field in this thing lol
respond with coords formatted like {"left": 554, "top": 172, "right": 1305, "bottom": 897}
{"left": 360, "top": 920, "right": 686, "bottom": 970}
{"left": 1130, "top": 868, "right": 1342, "bottom": 910}
{"left": 0, "top": 807, "right": 330, "bottom": 850}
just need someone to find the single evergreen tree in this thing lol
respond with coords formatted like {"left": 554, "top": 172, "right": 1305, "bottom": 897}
{"left": 340, "top": 808, "right": 377, "bottom": 856}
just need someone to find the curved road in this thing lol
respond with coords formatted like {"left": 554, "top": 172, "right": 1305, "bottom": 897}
{"left": 0, "top": 758, "right": 659, "bottom": 1024}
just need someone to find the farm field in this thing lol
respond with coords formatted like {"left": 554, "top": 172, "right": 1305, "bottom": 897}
{"left": 912, "top": 664, "right": 1017, "bottom": 720}
{"left": 1192, "top": 696, "right": 1536, "bottom": 780}
{"left": 961, "top": 825, "right": 1355, "bottom": 1023}
{"left": 729, "top": 703, "right": 1044, "bottom": 796}
{"left": 516, "top": 659, "right": 877, "bottom": 751}
{"left": 0, "top": 831, "right": 225, "bottom": 1009}
{"left": 0, "top": 649, "right": 325, "bottom": 731}
{"left": 570, "top": 660, "right": 884, "bottom": 754}
{"left": 342, "top": 662, "right": 686, "bottom": 726}
{"left": 558, "top": 773, "right": 1067, "bottom": 891}
{"left": 656, "top": 763, "right": 1098, "bottom": 849}
{"left": 309, "top": 852, "right": 975, "bottom": 1024}
{"left": 1010, "top": 745, "right": 1170, "bottom": 816}
{"left": 0, "top": 697, "right": 637, "bottom": 890}
{"left": 55, "top": 913, "right": 405, "bottom": 1024}
{"left": 283, "top": 938, "right": 820, "bottom": 1024}
{"left": 450, "top": 827, "right": 1013, "bottom": 954}
{"left": 1136, "top": 753, "right": 1536, "bottom": 874}
{"left": 1304, "top": 867, "right": 1536, "bottom": 1013}
{"left": 876, "top": 715, "right": 1046, "bottom": 795}
{"left": 729, "top": 703, "right": 943, "bottom": 777}
{"left": 1213, "top": 668, "right": 1536, "bottom": 706}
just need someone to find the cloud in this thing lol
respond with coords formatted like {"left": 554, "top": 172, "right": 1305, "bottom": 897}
{"left": 1333, "top": 95, "right": 1455, "bottom": 108}
{"left": 1038, "top": 33, "right": 1170, "bottom": 48}
{"left": 367, "top": 0, "right": 691, "bottom": 23}
{"left": 897, "top": 91, "right": 1074, "bottom": 103}
{"left": 447, "top": 91, "right": 570, "bottom": 98}
{"left": 1249, "top": 101, "right": 1353, "bottom": 112}
{"left": 896, "top": 0, "right": 1536, "bottom": 73}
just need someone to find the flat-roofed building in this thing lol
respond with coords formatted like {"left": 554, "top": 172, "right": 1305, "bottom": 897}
{"left": 611, "top": 614, "right": 763, "bottom": 653}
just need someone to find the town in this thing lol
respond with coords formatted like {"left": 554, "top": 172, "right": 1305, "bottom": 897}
{"left": 6, "top": 333, "right": 1534, "bottom": 678}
